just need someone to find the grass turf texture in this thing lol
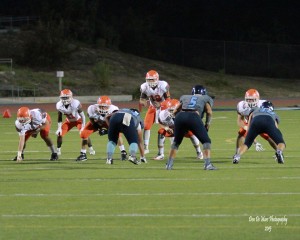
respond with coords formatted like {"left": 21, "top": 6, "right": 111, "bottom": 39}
{"left": 0, "top": 110, "right": 299, "bottom": 240}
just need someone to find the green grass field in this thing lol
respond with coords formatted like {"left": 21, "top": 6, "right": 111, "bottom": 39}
{"left": 0, "top": 110, "right": 299, "bottom": 240}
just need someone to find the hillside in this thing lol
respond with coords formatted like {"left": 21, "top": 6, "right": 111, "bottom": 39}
{"left": 1, "top": 45, "right": 300, "bottom": 100}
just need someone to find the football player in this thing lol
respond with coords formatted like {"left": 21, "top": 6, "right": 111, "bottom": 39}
{"left": 234, "top": 89, "right": 277, "bottom": 158}
{"left": 55, "top": 89, "right": 94, "bottom": 156}
{"left": 233, "top": 101, "right": 285, "bottom": 164}
{"left": 76, "top": 96, "right": 127, "bottom": 161}
{"left": 139, "top": 70, "right": 171, "bottom": 154}
{"left": 165, "top": 85, "right": 216, "bottom": 170}
{"left": 13, "top": 107, "right": 58, "bottom": 162}
{"left": 153, "top": 98, "right": 204, "bottom": 160}
{"left": 105, "top": 108, "right": 146, "bottom": 165}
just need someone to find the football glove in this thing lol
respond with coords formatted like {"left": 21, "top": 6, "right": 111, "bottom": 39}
{"left": 254, "top": 142, "right": 264, "bottom": 152}
{"left": 99, "top": 128, "right": 108, "bottom": 136}
{"left": 56, "top": 122, "right": 62, "bottom": 136}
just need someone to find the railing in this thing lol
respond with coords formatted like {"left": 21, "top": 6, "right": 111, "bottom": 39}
{"left": 0, "top": 16, "right": 39, "bottom": 29}
{"left": 0, "top": 85, "right": 38, "bottom": 98}
{"left": 0, "top": 58, "right": 13, "bottom": 72}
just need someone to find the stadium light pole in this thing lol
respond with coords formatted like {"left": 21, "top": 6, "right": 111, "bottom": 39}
{"left": 56, "top": 71, "right": 64, "bottom": 92}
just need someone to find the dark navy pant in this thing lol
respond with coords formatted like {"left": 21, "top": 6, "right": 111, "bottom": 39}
{"left": 245, "top": 115, "right": 285, "bottom": 148}
{"left": 108, "top": 113, "right": 138, "bottom": 145}
{"left": 173, "top": 111, "right": 211, "bottom": 147}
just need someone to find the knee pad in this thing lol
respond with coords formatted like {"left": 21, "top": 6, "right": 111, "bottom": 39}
{"left": 171, "top": 141, "right": 179, "bottom": 150}
{"left": 203, "top": 142, "right": 211, "bottom": 150}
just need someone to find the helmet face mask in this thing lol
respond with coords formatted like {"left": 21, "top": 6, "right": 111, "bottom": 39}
{"left": 167, "top": 99, "right": 180, "bottom": 117}
{"left": 192, "top": 85, "right": 207, "bottom": 95}
{"left": 145, "top": 70, "right": 159, "bottom": 88}
{"left": 97, "top": 96, "right": 112, "bottom": 114}
{"left": 245, "top": 89, "right": 260, "bottom": 108}
{"left": 60, "top": 89, "right": 73, "bottom": 105}
{"left": 17, "top": 107, "right": 31, "bottom": 125}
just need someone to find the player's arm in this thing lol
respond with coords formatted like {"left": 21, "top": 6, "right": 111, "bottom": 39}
{"left": 105, "top": 110, "right": 117, "bottom": 127}
{"left": 56, "top": 111, "right": 63, "bottom": 136}
{"left": 17, "top": 134, "right": 25, "bottom": 162}
{"left": 139, "top": 92, "right": 148, "bottom": 107}
{"left": 77, "top": 106, "right": 86, "bottom": 131}
{"left": 136, "top": 124, "right": 145, "bottom": 157}
{"left": 163, "top": 91, "right": 171, "bottom": 100}
{"left": 159, "top": 123, "right": 173, "bottom": 134}
{"left": 204, "top": 102, "right": 212, "bottom": 131}
{"left": 237, "top": 113, "right": 246, "bottom": 130}
{"left": 173, "top": 103, "right": 182, "bottom": 116}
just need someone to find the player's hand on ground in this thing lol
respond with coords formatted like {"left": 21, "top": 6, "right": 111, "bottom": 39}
{"left": 255, "top": 142, "right": 264, "bottom": 151}
{"left": 56, "top": 128, "right": 62, "bottom": 136}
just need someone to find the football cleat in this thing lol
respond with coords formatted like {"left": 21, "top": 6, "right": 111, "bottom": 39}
{"left": 275, "top": 151, "right": 284, "bottom": 164}
{"left": 197, "top": 152, "right": 204, "bottom": 159}
{"left": 12, "top": 154, "right": 24, "bottom": 161}
{"left": 204, "top": 163, "right": 217, "bottom": 170}
{"left": 50, "top": 153, "right": 59, "bottom": 161}
{"left": 153, "top": 154, "right": 164, "bottom": 160}
{"left": 128, "top": 155, "right": 140, "bottom": 165}
{"left": 165, "top": 159, "right": 174, "bottom": 170}
{"left": 232, "top": 154, "right": 240, "bottom": 164}
{"left": 140, "top": 157, "right": 147, "bottom": 163}
{"left": 76, "top": 152, "right": 87, "bottom": 161}
{"left": 121, "top": 150, "right": 127, "bottom": 161}
{"left": 106, "top": 158, "right": 113, "bottom": 164}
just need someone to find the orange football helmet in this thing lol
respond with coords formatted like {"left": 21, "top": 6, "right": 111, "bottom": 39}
{"left": 167, "top": 99, "right": 180, "bottom": 114}
{"left": 17, "top": 107, "right": 31, "bottom": 125}
{"left": 145, "top": 70, "right": 159, "bottom": 88}
{"left": 60, "top": 89, "right": 73, "bottom": 105}
{"left": 97, "top": 96, "right": 112, "bottom": 114}
{"left": 245, "top": 89, "right": 260, "bottom": 108}
{"left": 160, "top": 99, "right": 171, "bottom": 111}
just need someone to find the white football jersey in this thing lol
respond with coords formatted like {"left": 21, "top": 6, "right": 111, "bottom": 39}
{"left": 56, "top": 98, "right": 82, "bottom": 122}
{"left": 140, "top": 80, "right": 169, "bottom": 107}
{"left": 158, "top": 110, "right": 174, "bottom": 128}
{"left": 237, "top": 99, "right": 266, "bottom": 122}
{"left": 15, "top": 108, "right": 47, "bottom": 135}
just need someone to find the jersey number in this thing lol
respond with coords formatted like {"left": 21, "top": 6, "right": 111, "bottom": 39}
{"left": 187, "top": 96, "right": 198, "bottom": 108}
{"left": 150, "top": 95, "right": 163, "bottom": 102}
